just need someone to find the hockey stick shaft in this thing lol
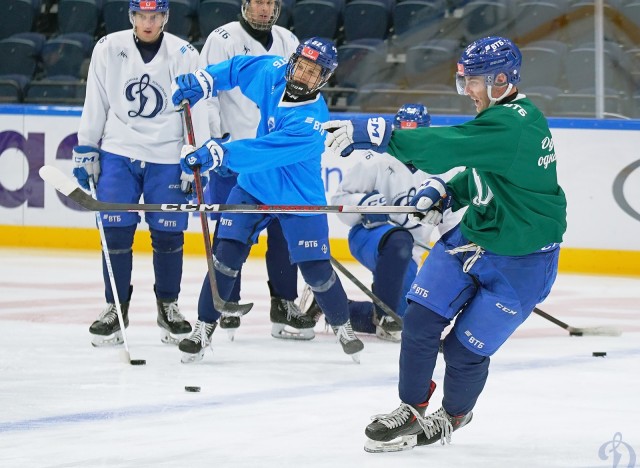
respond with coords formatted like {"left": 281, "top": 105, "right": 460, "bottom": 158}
{"left": 532, "top": 306, "right": 622, "bottom": 336}
{"left": 330, "top": 256, "right": 403, "bottom": 327}
{"left": 39, "top": 165, "right": 417, "bottom": 214}
{"left": 89, "top": 177, "right": 133, "bottom": 364}
{"left": 181, "top": 101, "right": 252, "bottom": 316}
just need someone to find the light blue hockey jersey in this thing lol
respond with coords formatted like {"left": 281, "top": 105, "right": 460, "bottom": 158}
{"left": 203, "top": 55, "right": 329, "bottom": 209}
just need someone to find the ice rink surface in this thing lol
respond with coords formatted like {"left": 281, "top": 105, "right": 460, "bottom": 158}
{"left": 1, "top": 247, "right": 639, "bottom": 468}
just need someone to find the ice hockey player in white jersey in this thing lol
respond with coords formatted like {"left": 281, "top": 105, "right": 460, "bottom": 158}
{"left": 73, "top": 0, "right": 208, "bottom": 347}
{"left": 198, "top": 0, "right": 309, "bottom": 340}
{"left": 326, "top": 104, "right": 463, "bottom": 341}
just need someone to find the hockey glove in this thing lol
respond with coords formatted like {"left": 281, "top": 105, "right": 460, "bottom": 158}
{"left": 180, "top": 134, "right": 228, "bottom": 176}
{"left": 171, "top": 69, "right": 215, "bottom": 107}
{"left": 359, "top": 190, "right": 389, "bottom": 229}
{"left": 409, "top": 177, "right": 452, "bottom": 226}
{"left": 323, "top": 117, "right": 392, "bottom": 157}
{"left": 179, "top": 147, "right": 209, "bottom": 194}
{"left": 72, "top": 145, "right": 101, "bottom": 190}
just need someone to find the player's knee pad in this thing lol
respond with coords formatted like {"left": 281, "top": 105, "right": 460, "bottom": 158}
{"left": 298, "top": 260, "right": 335, "bottom": 291}
{"left": 443, "top": 331, "right": 490, "bottom": 364}
{"left": 213, "top": 239, "right": 251, "bottom": 277}
{"left": 403, "top": 301, "right": 451, "bottom": 344}
{"left": 150, "top": 229, "right": 184, "bottom": 254}
{"left": 103, "top": 225, "right": 136, "bottom": 253}
{"left": 379, "top": 228, "right": 413, "bottom": 261}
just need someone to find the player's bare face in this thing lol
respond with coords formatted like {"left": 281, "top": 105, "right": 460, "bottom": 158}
{"left": 247, "top": 0, "right": 276, "bottom": 26}
{"left": 293, "top": 58, "right": 322, "bottom": 90}
{"left": 133, "top": 11, "right": 165, "bottom": 43}
{"left": 463, "top": 76, "right": 490, "bottom": 113}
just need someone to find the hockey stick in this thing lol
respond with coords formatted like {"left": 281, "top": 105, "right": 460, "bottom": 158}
{"left": 89, "top": 178, "right": 145, "bottom": 366}
{"left": 180, "top": 101, "right": 252, "bottom": 316}
{"left": 38, "top": 165, "right": 418, "bottom": 215}
{"left": 532, "top": 307, "right": 622, "bottom": 336}
{"left": 330, "top": 256, "right": 403, "bottom": 327}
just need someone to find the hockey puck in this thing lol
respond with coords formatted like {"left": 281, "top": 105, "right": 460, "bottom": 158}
{"left": 130, "top": 359, "right": 146, "bottom": 365}
{"left": 185, "top": 386, "right": 201, "bottom": 392}
{"left": 592, "top": 352, "right": 607, "bottom": 357}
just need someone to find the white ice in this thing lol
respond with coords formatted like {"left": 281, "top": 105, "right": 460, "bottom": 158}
{"left": 1, "top": 247, "right": 639, "bottom": 468}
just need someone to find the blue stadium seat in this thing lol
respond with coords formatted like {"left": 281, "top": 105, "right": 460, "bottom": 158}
{"left": 514, "top": 1, "right": 569, "bottom": 39}
{"left": 103, "top": 0, "right": 131, "bottom": 34}
{"left": 335, "top": 39, "right": 389, "bottom": 88}
{"left": 518, "top": 40, "right": 568, "bottom": 89}
{"left": 276, "top": 0, "right": 296, "bottom": 28}
{"left": 343, "top": 0, "right": 392, "bottom": 42}
{"left": 0, "top": 74, "right": 30, "bottom": 102}
{"left": 622, "top": 0, "right": 640, "bottom": 29}
{"left": 1, "top": 0, "right": 40, "bottom": 40}
{"left": 292, "top": 0, "right": 343, "bottom": 41}
{"left": 58, "top": 0, "right": 102, "bottom": 36}
{"left": 462, "top": 0, "right": 515, "bottom": 38}
{"left": 0, "top": 34, "right": 43, "bottom": 77}
{"left": 41, "top": 36, "right": 91, "bottom": 78}
{"left": 166, "top": 0, "right": 195, "bottom": 38}
{"left": 403, "top": 38, "right": 459, "bottom": 87}
{"left": 25, "top": 75, "right": 86, "bottom": 104}
{"left": 565, "top": 41, "right": 634, "bottom": 94}
{"left": 198, "top": 0, "right": 242, "bottom": 38}
{"left": 393, "top": 0, "right": 445, "bottom": 37}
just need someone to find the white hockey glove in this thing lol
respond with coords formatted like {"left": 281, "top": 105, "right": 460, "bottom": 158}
{"left": 408, "top": 177, "right": 452, "bottom": 226}
{"left": 171, "top": 68, "right": 215, "bottom": 107}
{"left": 323, "top": 117, "right": 392, "bottom": 157}
{"left": 72, "top": 145, "right": 100, "bottom": 190}
{"left": 358, "top": 190, "right": 389, "bottom": 229}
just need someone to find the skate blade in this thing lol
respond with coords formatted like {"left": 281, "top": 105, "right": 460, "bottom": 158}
{"left": 350, "top": 352, "right": 361, "bottom": 364}
{"left": 160, "top": 330, "right": 189, "bottom": 346}
{"left": 364, "top": 435, "right": 417, "bottom": 453}
{"left": 180, "top": 350, "right": 205, "bottom": 364}
{"left": 375, "top": 328, "right": 401, "bottom": 343}
{"left": 271, "top": 323, "right": 315, "bottom": 341}
{"left": 91, "top": 331, "right": 123, "bottom": 347}
{"left": 224, "top": 329, "right": 236, "bottom": 341}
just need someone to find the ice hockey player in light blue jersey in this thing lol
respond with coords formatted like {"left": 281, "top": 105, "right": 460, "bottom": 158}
{"left": 171, "top": 37, "right": 365, "bottom": 363}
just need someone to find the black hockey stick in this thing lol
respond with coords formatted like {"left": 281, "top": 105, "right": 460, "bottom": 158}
{"left": 330, "top": 256, "right": 403, "bottom": 327}
{"left": 180, "top": 101, "right": 252, "bottom": 316}
{"left": 532, "top": 307, "right": 622, "bottom": 336}
{"left": 39, "top": 165, "right": 418, "bottom": 215}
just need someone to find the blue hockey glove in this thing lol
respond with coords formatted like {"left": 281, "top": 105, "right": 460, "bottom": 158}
{"left": 171, "top": 69, "right": 215, "bottom": 107}
{"left": 180, "top": 134, "right": 228, "bottom": 176}
{"left": 178, "top": 151, "right": 209, "bottom": 194}
{"left": 409, "top": 177, "right": 452, "bottom": 226}
{"left": 358, "top": 190, "right": 389, "bottom": 229}
{"left": 323, "top": 117, "right": 392, "bottom": 157}
{"left": 72, "top": 145, "right": 100, "bottom": 190}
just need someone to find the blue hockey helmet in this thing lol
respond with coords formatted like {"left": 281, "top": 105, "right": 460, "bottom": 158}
{"left": 456, "top": 36, "right": 521, "bottom": 102}
{"left": 129, "top": 0, "right": 170, "bottom": 12}
{"left": 285, "top": 37, "right": 338, "bottom": 96}
{"left": 393, "top": 103, "right": 431, "bottom": 130}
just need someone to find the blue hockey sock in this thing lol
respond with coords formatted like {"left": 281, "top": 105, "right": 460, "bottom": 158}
{"left": 150, "top": 229, "right": 183, "bottom": 300}
{"left": 299, "top": 260, "right": 349, "bottom": 326}
{"left": 373, "top": 229, "right": 413, "bottom": 316}
{"left": 102, "top": 225, "right": 135, "bottom": 304}
{"left": 442, "top": 333, "right": 490, "bottom": 415}
{"left": 348, "top": 300, "right": 375, "bottom": 334}
{"left": 399, "top": 301, "right": 451, "bottom": 405}
{"left": 265, "top": 219, "right": 298, "bottom": 300}
{"left": 213, "top": 222, "right": 241, "bottom": 302}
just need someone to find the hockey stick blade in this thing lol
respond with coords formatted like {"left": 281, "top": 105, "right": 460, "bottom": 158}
{"left": 39, "top": 165, "right": 418, "bottom": 214}
{"left": 533, "top": 307, "right": 622, "bottom": 337}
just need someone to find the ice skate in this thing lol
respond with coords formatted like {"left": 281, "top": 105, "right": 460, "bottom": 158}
{"left": 89, "top": 301, "right": 129, "bottom": 347}
{"left": 219, "top": 314, "right": 240, "bottom": 341}
{"left": 156, "top": 298, "right": 192, "bottom": 345}
{"left": 331, "top": 320, "right": 364, "bottom": 363}
{"left": 178, "top": 319, "right": 216, "bottom": 363}
{"left": 270, "top": 296, "right": 316, "bottom": 340}
{"left": 416, "top": 407, "right": 473, "bottom": 446}
{"left": 364, "top": 381, "right": 436, "bottom": 453}
{"left": 373, "top": 312, "right": 402, "bottom": 343}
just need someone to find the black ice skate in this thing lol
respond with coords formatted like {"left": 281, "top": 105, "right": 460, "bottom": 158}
{"left": 220, "top": 304, "right": 241, "bottom": 341}
{"left": 270, "top": 296, "right": 316, "bottom": 340}
{"left": 364, "top": 381, "right": 436, "bottom": 453}
{"left": 89, "top": 301, "right": 130, "bottom": 347}
{"left": 331, "top": 320, "right": 364, "bottom": 363}
{"left": 373, "top": 312, "right": 402, "bottom": 342}
{"left": 416, "top": 407, "right": 473, "bottom": 446}
{"left": 178, "top": 319, "right": 216, "bottom": 363}
{"left": 156, "top": 298, "right": 192, "bottom": 345}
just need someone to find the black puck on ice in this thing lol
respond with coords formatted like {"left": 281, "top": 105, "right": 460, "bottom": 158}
{"left": 130, "top": 359, "right": 146, "bottom": 365}
{"left": 592, "top": 352, "right": 607, "bottom": 357}
{"left": 185, "top": 386, "right": 201, "bottom": 392}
